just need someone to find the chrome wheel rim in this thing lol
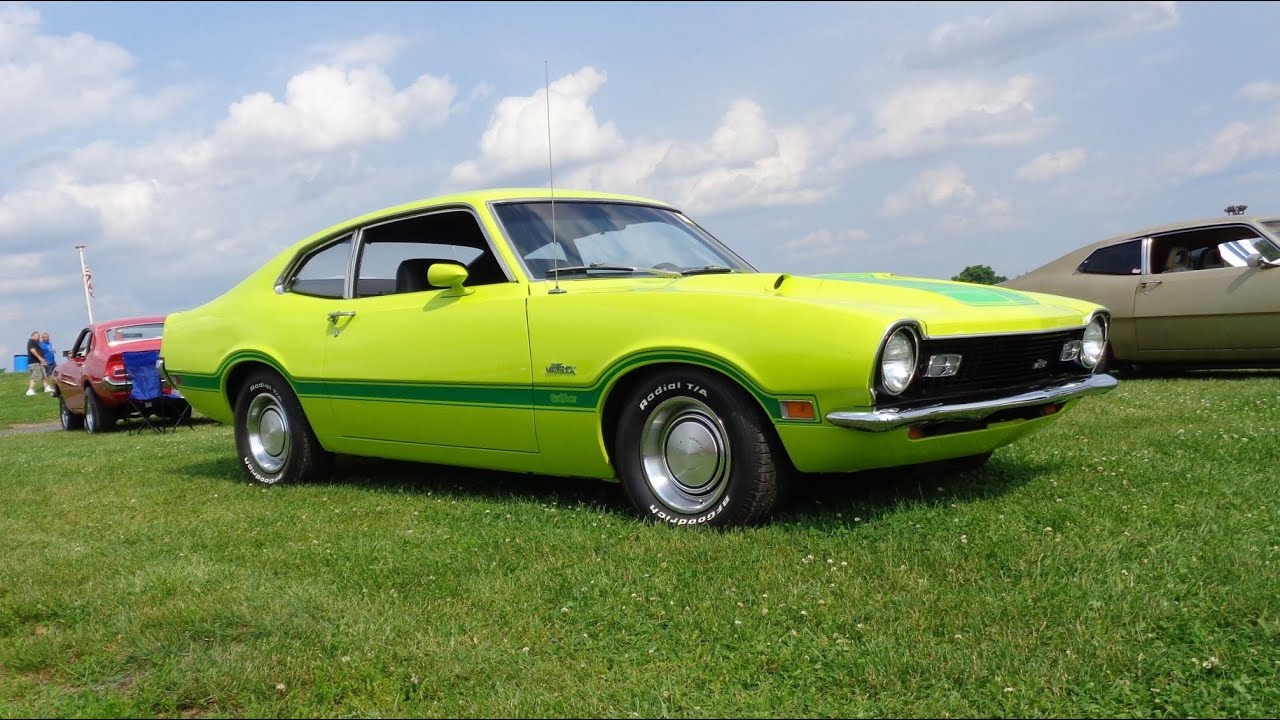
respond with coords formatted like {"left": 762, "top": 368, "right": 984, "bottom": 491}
{"left": 246, "top": 393, "right": 290, "bottom": 476}
{"left": 60, "top": 402, "right": 70, "bottom": 429}
{"left": 640, "top": 396, "right": 731, "bottom": 514}
{"left": 85, "top": 398, "right": 96, "bottom": 433}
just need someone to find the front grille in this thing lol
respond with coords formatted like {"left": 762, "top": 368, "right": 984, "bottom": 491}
{"left": 897, "top": 329, "right": 1086, "bottom": 403}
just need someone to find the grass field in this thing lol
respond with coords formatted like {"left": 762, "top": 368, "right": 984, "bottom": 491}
{"left": 0, "top": 370, "right": 61, "bottom": 430}
{"left": 0, "top": 370, "right": 1276, "bottom": 717}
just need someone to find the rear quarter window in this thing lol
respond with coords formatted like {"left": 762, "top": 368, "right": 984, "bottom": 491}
{"left": 1078, "top": 239, "right": 1142, "bottom": 275}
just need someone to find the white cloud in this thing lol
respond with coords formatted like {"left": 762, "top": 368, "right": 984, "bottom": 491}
{"left": 313, "top": 32, "right": 410, "bottom": 68}
{"left": 0, "top": 3, "right": 183, "bottom": 146}
{"left": 450, "top": 67, "right": 623, "bottom": 185}
{"left": 56, "top": 177, "right": 162, "bottom": 243}
{"left": 883, "top": 164, "right": 976, "bottom": 217}
{"left": 0, "top": 53, "right": 461, "bottom": 295}
{"left": 838, "top": 75, "right": 1050, "bottom": 165}
{"left": 979, "top": 197, "right": 1013, "bottom": 216}
{"left": 942, "top": 196, "right": 1018, "bottom": 233}
{"left": 783, "top": 228, "right": 870, "bottom": 260}
{"left": 650, "top": 102, "right": 834, "bottom": 215}
{"left": 451, "top": 71, "right": 843, "bottom": 214}
{"left": 1238, "top": 81, "right": 1280, "bottom": 103}
{"left": 897, "top": 231, "right": 929, "bottom": 249}
{"left": 564, "top": 99, "right": 840, "bottom": 215}
{"left": 904, "top": 1, "right": 1180, "bottom": 69}
{"left": 214, "top": 65, "right": 455, "bottom": 157}
{"left": 1184, "top": 120, "right": 1258, "bottom": 177}
{"left": 1016, "top": 148, "right": 1088, "bottom": 181}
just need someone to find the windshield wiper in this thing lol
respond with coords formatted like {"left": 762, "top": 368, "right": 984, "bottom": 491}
{"left": 545, "top": 263, "right": 681, "bottom": 279}
{"left": 679, "top": 264, "right": 736, "bottom": 276}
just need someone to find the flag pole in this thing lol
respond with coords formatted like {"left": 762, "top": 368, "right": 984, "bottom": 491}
{"left": 75, "top": 244, "right": 95, "bottom": 324}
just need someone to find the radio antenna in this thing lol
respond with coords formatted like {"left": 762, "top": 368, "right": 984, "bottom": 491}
{"left": 545, "top": 60, "right": 565, "bottom": 295}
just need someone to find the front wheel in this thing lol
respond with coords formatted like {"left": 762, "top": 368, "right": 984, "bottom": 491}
{"left": 233, "top": 370, "right": 332, "bottom": 485}
{"left": 614, "top": 368, "right": 789, "bottom": 528}
{"left": 59, "top": 396, "right": 84, "bottom": 430}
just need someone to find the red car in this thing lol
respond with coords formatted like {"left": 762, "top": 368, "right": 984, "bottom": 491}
{"left": 53, "top": 316, "right": 186, "bottom": 433}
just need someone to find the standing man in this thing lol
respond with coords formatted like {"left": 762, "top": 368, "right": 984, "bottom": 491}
{"left": 39, "top": 332, "right": 56, "bottom": 383}
{"left": 25, "top": 331, "right": 54, "bottom": 396}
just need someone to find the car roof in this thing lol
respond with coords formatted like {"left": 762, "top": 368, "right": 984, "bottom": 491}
{"left": 340, "top": 187, "right": 675, "bottom": 229}
{"left": 1089, "top": 214, "right": 1280, "bottom": 250}
{"left": 293, "top": 188, "right": 676, "bottom": 247}
{"left": 90, "top": 316, "right": 167, "bottom": 332}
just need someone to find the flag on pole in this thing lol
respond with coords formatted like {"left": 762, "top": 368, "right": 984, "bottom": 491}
{"left": 83, "top": 265, "right": 94, "bottom": 298}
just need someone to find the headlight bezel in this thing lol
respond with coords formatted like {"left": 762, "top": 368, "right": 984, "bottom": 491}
{"left": 1079, "top": 312, "right": 1109, "bottom": 370}
{"left": 876, "top": 324, "right": 920, "bottom": 397}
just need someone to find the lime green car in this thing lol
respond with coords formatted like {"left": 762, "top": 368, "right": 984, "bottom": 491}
{"left": 159, "top": 188, "right": 1117, "bottom": 527}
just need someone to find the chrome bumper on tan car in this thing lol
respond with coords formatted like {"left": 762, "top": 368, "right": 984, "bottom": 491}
{"left": 826, "top": 373, "right": 1119, "bottom": 432}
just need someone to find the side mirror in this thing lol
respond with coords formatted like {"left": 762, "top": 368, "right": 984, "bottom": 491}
{"left": 62, "top": 350, "right": 70, "bottom": 358}
{"left": 1246, "top": 253, "right": 1279, "bottom": 269}
{"left": 427, "top": 263, "right": 473, "bottom": 296}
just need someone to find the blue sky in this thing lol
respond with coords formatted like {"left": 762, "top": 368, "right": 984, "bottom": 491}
{"left": 3, "top": 1, "right": 1280, "bottom": 367}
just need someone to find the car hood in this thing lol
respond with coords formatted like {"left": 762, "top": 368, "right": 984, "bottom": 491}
{"left": 784, "top": 273, "right": 1096, "bottom": 335}
{"left": 538, "top": 271, "right": 1100, "bottom": 336}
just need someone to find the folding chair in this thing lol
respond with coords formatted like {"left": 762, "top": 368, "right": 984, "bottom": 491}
{"left": 122, "top": 349, "right": 195, "bottom": 434}
{"left": 122, "top": 349, "right": 171, "bottom": 435}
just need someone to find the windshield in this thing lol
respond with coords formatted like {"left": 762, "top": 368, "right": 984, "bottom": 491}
{"left": 492, "top": 201, "right": 755, "bottom": 279}
{"left": 1256, "top": 222, "right": 1280, "bottom": 261}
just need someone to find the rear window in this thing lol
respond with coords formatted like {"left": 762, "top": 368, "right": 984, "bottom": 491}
{"left": 106, "top": 323, "right": 164, "bottom": 345}
{"left": 1078, "top": 239, "right": 1142, "bottom": 275}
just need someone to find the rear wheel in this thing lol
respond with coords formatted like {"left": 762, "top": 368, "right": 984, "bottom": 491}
{"left": 614, "top": 368, "right": 789, "bottom": 528}
{"left": 59, "top": 396, "right": 83, "bottom": 430}
{"left": 233, "top": 370, "right": 332, "bottom": 485}
{"left": 84, "top": 389, "right": 113, "bottom": 434}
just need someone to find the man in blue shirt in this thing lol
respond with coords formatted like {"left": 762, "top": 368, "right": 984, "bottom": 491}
{"left": 39, "top": 332, "right": 56, "bottom": 382}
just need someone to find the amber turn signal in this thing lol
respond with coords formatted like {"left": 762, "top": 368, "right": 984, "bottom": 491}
{"left": 780, "top": 400, "right": 815, "bottom": 420}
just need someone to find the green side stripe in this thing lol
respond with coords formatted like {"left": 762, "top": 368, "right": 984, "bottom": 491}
{"left": 171, "top": 348, "right": 820, "bottom": 423}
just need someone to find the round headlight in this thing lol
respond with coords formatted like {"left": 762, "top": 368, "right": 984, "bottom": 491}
{"left": 1080, "top": 316, "right": 1107, "bottom": 368}
{"left": 881, "top": 328, "right": 917, "bottom": 395}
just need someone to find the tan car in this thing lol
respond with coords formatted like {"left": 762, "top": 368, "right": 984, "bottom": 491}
{"left": 1002, "top": 208, "right": 1280, "bottom": 371}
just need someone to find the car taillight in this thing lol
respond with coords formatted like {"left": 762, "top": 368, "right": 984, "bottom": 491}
{"left": 106, "top": 357, "right": 127, "bottom": 380}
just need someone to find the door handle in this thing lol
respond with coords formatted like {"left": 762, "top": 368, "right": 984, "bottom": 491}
{"left": 327, "top": 310, "right": 356, "bottom": 336}
{"left": 1139, "top": 280, "right": 1162, "bottom": 290}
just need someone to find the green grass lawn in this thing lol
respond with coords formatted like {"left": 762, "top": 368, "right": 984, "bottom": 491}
{"left": 0, "top": 371, "right": 61, "bottom": 429}
{"left": 0, "top": 370, "right": 1276, "bottom": 717}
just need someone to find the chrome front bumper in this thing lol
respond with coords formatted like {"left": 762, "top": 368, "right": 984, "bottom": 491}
{"left": 826, "top": 373, "right": 1119, "bottom": 432}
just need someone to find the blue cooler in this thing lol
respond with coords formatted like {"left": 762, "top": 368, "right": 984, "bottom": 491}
{"left": 13, "top": 354, "right": 28, "bottom": 372}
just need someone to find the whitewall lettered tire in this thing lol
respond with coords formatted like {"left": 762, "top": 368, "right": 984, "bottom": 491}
{"left": 60, "top": 396, "right": 84, "bottom": 431}
{"left": 84, "top": 389, "right": 113, "bottom": 434}
{"left": 233, "top": 370, "right": 332, "bottom": 485}
{"left": 614, "top": 368, "right": 789, "bottom": 528}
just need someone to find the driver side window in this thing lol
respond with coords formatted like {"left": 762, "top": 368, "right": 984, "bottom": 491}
{"left": 1150, "top": 225, "right": 1265, "bottom": 274}
{"left": 353, "top": 209, "right": 509, "bottom": 297}
{"left": 71, "top": 329, "right": 91, "bottom": 359}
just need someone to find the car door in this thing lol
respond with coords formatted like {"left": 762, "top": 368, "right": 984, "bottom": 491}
{"left": 55, "top": 328, "right": 92, "bottom": 411}
{"left": 1034, "top": 238, "right": 1144, "bottom": 356}
{"left": 1134, "top": 228, "right": 1280, "bottom": 352}
{"left": 320, "top": 208, "right": 537, "bottom": 452}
